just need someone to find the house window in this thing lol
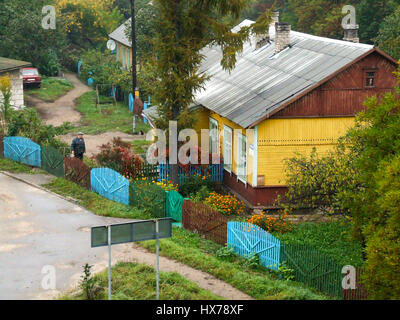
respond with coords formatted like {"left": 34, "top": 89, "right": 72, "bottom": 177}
{"left": 209, "top": 118, "right": 219, "bottom": 156}
{"left": 223, "top": 125, "right": 232, "bottom": 173}
{"left": 364, "top": 69, "right": 377, "bottom": 88}
{"left": 237, "top": 133, "right": 247, "bottom": 183}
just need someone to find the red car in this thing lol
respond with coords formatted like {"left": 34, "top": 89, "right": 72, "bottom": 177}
{"left": 21, "top": 67, "right": 42, "bottom": 88}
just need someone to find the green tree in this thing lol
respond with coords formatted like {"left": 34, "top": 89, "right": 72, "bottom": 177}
{"left": 375, "top": 5, "right": 400, "bottom": 60}
{"left": 0, "top": 0, "right": 66, "bottom": 75}
{"left": 356, "top": 0, "right": 400, "bottom": 44}
{"left": 147, "top": 0, "right": 273, "bottom": 183}
{"left": 283, "top": 66, "right": 400, "bottom": 298}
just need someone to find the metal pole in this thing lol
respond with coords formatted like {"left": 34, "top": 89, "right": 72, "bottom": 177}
{"left": 108, "top": 226, "right": 112, "bottom": 301}
{"left": 155, "top": 219, "right": 159, "bottom": 300}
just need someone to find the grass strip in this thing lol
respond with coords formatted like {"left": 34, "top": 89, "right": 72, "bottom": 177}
{"left": 62, "top": 261, "right": 222, "bottom": 300}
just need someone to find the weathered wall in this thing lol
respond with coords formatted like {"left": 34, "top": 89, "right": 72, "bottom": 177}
{"left": 272, "top": 51, "right": 398, "bottom": 118}
{"left": 0, "top": 69, "right": 24, "bottom": 109}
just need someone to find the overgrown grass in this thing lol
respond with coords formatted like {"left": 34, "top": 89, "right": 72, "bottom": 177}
{"left": 63, "top": 262, "right": 222, "bottom": 300}
{"left": 25, "top": 77, "right": 73, "bottom": 102}
{"left": 138, "top": 227, "right": 329, "bottom": 300}
{"left": 45, "top": 177, "right": 330, "bottom": 300}
{"left": 70, "top": 92, "right": 151, "bottom": 135}
{"left": 131, "top": 139, "right": 151, "bottom": 154}
{"left": 43, "top": 178, "right": 151, "bottom": 220}
{"left": 0, "top": 158, "right": 46, "bottom": 174}
{"left": 274, "top": 221, "right": 364, "bottom": 267}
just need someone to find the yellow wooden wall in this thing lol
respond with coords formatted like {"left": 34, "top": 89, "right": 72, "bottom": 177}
{"left": 116, "top": 42, "right": 132, "bottom": 69}
{"left": 257, "top": 117, "right": 355, "bottom": 186}
{"left": 193, "top": 107, "right": 210, "bottom": 139}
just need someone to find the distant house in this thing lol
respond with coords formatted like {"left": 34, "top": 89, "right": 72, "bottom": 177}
{"left": 144, "top": 15, "right": 398, "bottom": 209}
{"left": 0, "top": 57, "right": 31, "bottom": 109}
{"left": 109, "top": 19, "right": 133, "bottom": 70}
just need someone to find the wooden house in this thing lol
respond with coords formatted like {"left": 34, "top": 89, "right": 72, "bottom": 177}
{"left": 109, "top": 19, "right": 133, "bottom": 70}
{"left": 144, "top": 18, "right": 399, "bottom": 208}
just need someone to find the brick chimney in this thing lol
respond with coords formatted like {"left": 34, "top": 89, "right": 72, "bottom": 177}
{"left": 343, "top": 24, "right": 359, "bottom": 43}
{"left": 255, "top": 11, "right": 280, "bottom": 49}
{"left": 275, "top": 22, "right": 291, "bottom": 54}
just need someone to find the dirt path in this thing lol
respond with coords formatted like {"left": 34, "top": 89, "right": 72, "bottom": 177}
{"left": 27, "top": 73, "right": 144, "bottom": 157}
{"left": 27, "top": 73, "right": 91, "bottom": 127}
{"left": 58, "top": 132, "right": 146, "bottom": 157}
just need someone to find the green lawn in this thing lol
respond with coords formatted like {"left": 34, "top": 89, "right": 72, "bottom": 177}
{"left": 25, "top": 77, "right": 74, "bottom": 102}
{"left": 44, "top": 177, "right": 328, "bottom": 300}
{"left": 0, "top": 158, "right": 46, "bottom": 174}
{"left": 131, "top": 139, "right": 151, "bottom": 155}
{"left": 63, "top": 262, "right": 222, "bottom": 300}
{"left": 43, "top": 178, "right": 151, "bottom": 220}
{"left": 70, "top": 92, "right": 151, "bottom": 135}
{"left": 273, "top": 220, "right": 364, "bottom": 268}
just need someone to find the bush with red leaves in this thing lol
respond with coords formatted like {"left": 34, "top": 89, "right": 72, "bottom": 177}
{"left": 93, "top": 137, "right": 143, "bottom": 179}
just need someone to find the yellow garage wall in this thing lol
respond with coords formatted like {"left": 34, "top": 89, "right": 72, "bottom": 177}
{"left": 257, "top": 117, "right": 355, "bottom": 186}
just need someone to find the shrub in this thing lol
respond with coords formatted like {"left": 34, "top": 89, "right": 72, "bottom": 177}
{"left": 178, "top": 174, "right": 214, "bottom": 198}
{"left": 247, "top": 211, "right": 293, "bottom": 234}
{"left": 93, "top": 137, "right": 143, "bottom": 179}
{"left": 39, "top": 49, "right": 61, "bottom": 76}
{"left": 7, "top": 107, "right": 69, "bottom": 153}
{"left": 0, "top": 74, "right": 12, "bottom": 135}
{"left": 191, "top": 185, "right": 211, "bottom": 202}
{"left": 204, "top": 192, "right": 245, "bottom": 216}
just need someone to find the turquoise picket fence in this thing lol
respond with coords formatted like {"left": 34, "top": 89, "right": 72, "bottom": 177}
{"left": 3, "top": 136, "right": 41, "bottom": 167}
{"left": 227, "top": 222, "right": 281, "bottom": 271}
{"left": 91, "top": 168, "right": 130, "bottom": 205}
{"left": 158, "top": 162, "right": 224, "bottom": 184}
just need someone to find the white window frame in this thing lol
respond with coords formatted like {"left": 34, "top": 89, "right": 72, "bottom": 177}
{"left": 209, "top": 117, "right": 219, "bottom": 156}
{"left": 237, "top": 133, "right": 247, "bottom": 184}
{"left": 223, "top": 125, "right": 232, "bottom": 173}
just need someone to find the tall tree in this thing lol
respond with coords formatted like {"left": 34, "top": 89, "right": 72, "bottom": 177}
{"left": 0, "top": 0, "right": 66, "bottom": 74}
{"left": 147, "top": 0, "right": 272, "bottom": 183}
{"left": 375, "top": 5, "right": 400, "bottom": 60}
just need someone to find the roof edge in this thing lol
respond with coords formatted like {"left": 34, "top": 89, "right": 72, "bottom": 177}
{"left": 248, "top": 47, "right": 398, "bottom": 128}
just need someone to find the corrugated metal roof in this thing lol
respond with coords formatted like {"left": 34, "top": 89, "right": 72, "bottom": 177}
{"left": 0, "top": 57, "right": 31, "bottom": 73}
{"left": 109, "top": 19, "right": 131, "bottom": 47}
{"left": 195, "top": 20, "right": 374, "bottom": 128}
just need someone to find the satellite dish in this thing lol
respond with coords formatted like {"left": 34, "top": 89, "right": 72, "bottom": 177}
{"left": 107, "top": 40, "right": 116, "bottom": 51}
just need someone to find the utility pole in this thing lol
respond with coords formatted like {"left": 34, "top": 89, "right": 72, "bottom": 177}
{"left": 131, "top": 0, "right": 137, "bottom": 134}
{"left": 131, "top": 0, "right": 137, "bottom": 91}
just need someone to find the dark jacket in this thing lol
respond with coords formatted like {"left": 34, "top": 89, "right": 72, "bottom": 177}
{"left": 71, "top": 137, "right": 86, "bottom": 155}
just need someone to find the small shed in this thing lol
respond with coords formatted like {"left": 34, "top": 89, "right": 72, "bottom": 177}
{"left": 0, "top": 57, "right": 31, "bottom": 109}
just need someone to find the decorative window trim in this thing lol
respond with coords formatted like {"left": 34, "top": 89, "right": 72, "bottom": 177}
{"left": 209, "top": 117, "right": 219, "bottom": 156}
{"left": 223, "top": 125, "right": 233, "bottom": 173}
{"left": 237, "top": 133, "right": 247, "bottom": 184}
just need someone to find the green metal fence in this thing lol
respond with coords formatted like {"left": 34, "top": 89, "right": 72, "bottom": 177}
{"left": 41, "top": 146, "right": 65, "bottom": 178}
{"left": 281, "top": 243, "right": 343, "bottom": 298}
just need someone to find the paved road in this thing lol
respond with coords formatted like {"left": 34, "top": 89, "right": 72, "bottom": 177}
{"left": 0, "top": 173, "right": 128, "bottom": 300}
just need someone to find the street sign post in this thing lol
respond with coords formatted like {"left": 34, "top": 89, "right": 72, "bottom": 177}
{"left": 91, "top": 218, "right": 173, "bottom": 300}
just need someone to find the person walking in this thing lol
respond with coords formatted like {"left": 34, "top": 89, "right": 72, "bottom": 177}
{"left": 71, "top": 132, "right": 86, "bottom": 161}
